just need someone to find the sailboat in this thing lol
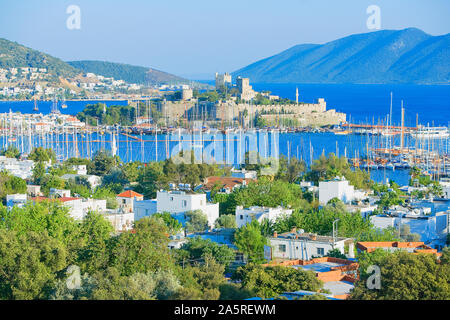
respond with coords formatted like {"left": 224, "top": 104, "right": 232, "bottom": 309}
{"left": 61, "top": 97, "right": 68, "bottom": 109}
{"left": 51, "top": 95, "right": 60, "bottom": 114}
{"left": 33, "top": 98, "right": 39, "bottom": 112}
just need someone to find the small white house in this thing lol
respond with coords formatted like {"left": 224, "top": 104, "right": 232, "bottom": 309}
{"left": 72, "top": 165, "right": 87, "bottom": 175}
{"left": 32, "top": 197, "right": 107, "bottom": 221}
{"left": 269, "top": 229, "right": 349, "bottom": 260}
{"left": 6, "top": 194, "right": 27, "bottom": 208}
{"left": 117, "top": 190, "right": 144, "bottom": 213}
{"left": 103, "top": 211, "right": 134, "bottom": 232}
{"left": 156, "top": 190, "right": 219, "bottom": 228}
{"left": 26, "top": 185, "right": 42, "bottom": 197}
{"left": 235, "top": 206, "right": 293, "bottom": 229}
{"left": 134, "top": 199, "right": 158, "bottom": 221}
{"left": 50, "top": 188, "right": 71, "bottom": 198}
{"left": 319, "top": 177, "right": 366, "bottom": 205}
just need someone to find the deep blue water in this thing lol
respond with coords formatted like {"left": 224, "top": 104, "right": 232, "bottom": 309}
{"left": 1, "top": 84, "right": 448, "bottom": 186}
{"left": 1, "top": 84, "right": 449, "bottom": 127}
{"left": 251, "top": 83, "right": 450, "bottom": 127}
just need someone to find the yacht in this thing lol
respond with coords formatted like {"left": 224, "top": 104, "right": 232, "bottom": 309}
{"left": 412, "top": 126, "right": 449, "bottom": 139}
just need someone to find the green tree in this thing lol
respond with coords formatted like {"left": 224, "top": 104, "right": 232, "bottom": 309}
{"left": 28, "top": 147, "right": 56, "bottom": 163}
{"left": 134, "top": 162, "right": 166, "bottom": 199}
{"left": 93, "top": 187, "right": 118, "bottom": 209}
{"left": 350, "top": 251, "right": 449, "bottom": 300}
{"left": 234, "top": 220, "right": 267, "bottom": 264}
{"left": 185, "top": 210, "right": 209, "bottom": 233}
{"left": 0, "top": 171, "right": 27, "bottom": 202}
{"left": 1, "top": 145, "right": 20, "bottom": 159}
{"left": 32, "top": 161, "right": 46, "bottom": 184}
{"left": 234, "top": 264, "right": 323, "bottom": 299}
{"left": 153, "top": 212, "right": 183, "bottom": 234}
{"left": 87, "top": 150, "right": 117, "bottom": 176}
{"left": 215, "top": 214, "right": 237, "bottom": 229}
{"left": 76, "top": 211, "right": 114, "bottom": 274}
{"left": 178, "top": 237, "right": 235, "bottom": 267}
{"left": 0, "top": 229, "right": 68, "bottom": 300}
{"left": 110, "top": 217, "right": 173, "bottom": 276}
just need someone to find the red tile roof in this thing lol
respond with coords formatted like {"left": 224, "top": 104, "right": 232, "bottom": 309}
{"left": 117, "top": 190, "right": 144, "bottom": 198}
{"left": 203, "top": 176, "right": 254, "bottom": 191}
{"left": 356, "top": 241, "right": 439, "bottom": 256}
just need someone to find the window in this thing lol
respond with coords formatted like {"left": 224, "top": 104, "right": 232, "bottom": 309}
{"left": 240, "top": 215, "right": 243, "bottom": 220}
{"left": 170, "top": 197, "right": 173, "bottom": 201}
{"left": 122, "top": 199, "right": 126, "bottom": 204}
{"left": 279, "top": 244, "right": 286, "bottom": 253}
{"left": 182, "top": 200, "right": 187, "bottom": 207}
{"left": 317, "top": 247, "right": 325, "bottom": 256}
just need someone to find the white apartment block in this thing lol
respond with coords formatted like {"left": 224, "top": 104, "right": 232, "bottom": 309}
{"left": 319, "top": 177, "right": 366, "bottom": 205}
{"left": 235, "top": 206, "right": 293, "bottom": 229}
{"left": 0, "top": 156, "right": 35, "bottom": 180}
{"left": 156, "top": 190, "right": 219, "bottom": 228}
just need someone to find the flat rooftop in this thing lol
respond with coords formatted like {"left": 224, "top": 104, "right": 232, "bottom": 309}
{"left": 323, "top": 281, "right": 354, "bottom": 296}
{"left": 291, "top": 261, "right": 345, "bottom": 273}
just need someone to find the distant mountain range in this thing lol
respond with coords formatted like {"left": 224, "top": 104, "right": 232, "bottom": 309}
{"left": 233, "top": 28, "right": 450, "bottom": 84}
{"left": 0, "top": 38, "right": 190, "bottom": 85}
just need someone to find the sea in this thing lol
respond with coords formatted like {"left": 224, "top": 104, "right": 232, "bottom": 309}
{"left": 1, "top": 84, "right": 449, "bottom": 186}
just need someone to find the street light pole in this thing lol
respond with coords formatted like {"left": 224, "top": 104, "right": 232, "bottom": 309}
{"left": 333, "top": 219, "right": 340, "bottom": 245}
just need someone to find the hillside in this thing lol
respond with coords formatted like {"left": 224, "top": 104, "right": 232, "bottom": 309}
{"left": 67, "top": 60, "right": 189, "bottom": 85}
{"left": 233, "top": 28, "right": 450, "bottom": 84}
{"left": 0, "top": 38, "right": 79, "bottom": 77}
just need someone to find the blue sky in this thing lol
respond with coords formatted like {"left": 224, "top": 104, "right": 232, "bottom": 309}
{"left": 0, "top": 0, "right": 449, "bottom": 79}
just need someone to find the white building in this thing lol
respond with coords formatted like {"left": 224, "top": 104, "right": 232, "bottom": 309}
{"left": 319, "top": 177, "right": 366, "bottom": 205}
{"left": 32, "top": 197, "right": 107, "bottom": 220}
{"left": 116, "top": 190, "right": 144, "bottom": 213}
{"left": 134, "top": 199, "right": 158, "bottom": 221}
{"left": 26, "top": 185, "right": 42, "bottom": 197}
{"left": 49, "top": 188, "right": 71, "bottom": 198}
{"left": 215, "top": 72, "right": 232, "bottom": 89}
{"left": 103, "top": 211, "right": 134, "bottom": 232}
{"left": 61, "top": 174, "right": 102, "bottom": 190}
{"left": 0, "top": 156, "right": 35, "bottom": 180}
{"left": 231, "top": 168, "right": 257, "bottom": 180}
{"left": 235, "top": 206, "right": 293, "bottom": 229}
{"left": 370, "top": 211, "right": 449, "bottom": 249}
{"left": 156, "top": 190, "right": 219, "bottom": 228}
{"left": 6, "top": 194, "right": 27, "bottom": 208}
{"left": 71, "top": 165, "right": 87, "bottom": 175}
{"left": 268, "top": 229, "right": 349, "bottom": 260}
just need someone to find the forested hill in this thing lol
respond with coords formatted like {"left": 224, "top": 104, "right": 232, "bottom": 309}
{"left": 233, "top": 28, "right": 450, "bottom": 84}
{"left": 67, "top": 60, "right": 188, "bottom": 85}
{"left": 0, "top": 38, "right": 79, "bottom": 77}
